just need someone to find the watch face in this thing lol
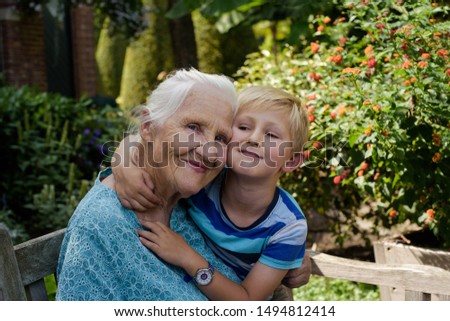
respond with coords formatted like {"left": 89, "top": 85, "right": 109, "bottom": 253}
{"left": 195, "top": 268, "right": 213, "bottom": 286}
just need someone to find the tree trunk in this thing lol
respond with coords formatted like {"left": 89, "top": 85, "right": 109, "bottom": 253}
{"left": 168, "top": 0, "right": 198, "bottom": 69}
{"left": 96, "top": 17, "right": 127, "bottom": 99}
{"left": 118, "top": 0, "right": 174, "bottom": 109}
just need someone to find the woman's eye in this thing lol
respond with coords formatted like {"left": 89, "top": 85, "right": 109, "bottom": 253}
{"left": 187, "top": 123, "right": 200, "bottom": 131}
{"left": 238, "top": 125, "right": 249, "bottom": 131}
{"left": 267, "top": 132, "right": 279, "bottom": 139}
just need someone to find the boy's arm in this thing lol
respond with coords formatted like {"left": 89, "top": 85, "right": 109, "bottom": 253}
{"left": 138, "top": 221, "right": 287, "bottom": 300}
{"left": 112, "top": 134, "right": 163, "bottom": 211}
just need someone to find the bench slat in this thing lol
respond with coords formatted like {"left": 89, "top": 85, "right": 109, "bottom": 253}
{"left": 25, "top": 279, "right": 49, "bottom": 301}
{"left": 0, "top": 227, "right": 27, "bottom": 300}
{"left": 14, "top": 229, "right": 66, "bottom": 286}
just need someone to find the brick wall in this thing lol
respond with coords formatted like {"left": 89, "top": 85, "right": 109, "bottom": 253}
{"left": 0, "top": 2, "right": 97, "bottom": 98}
{"left": 0, "top": 9, "right": 48, "bottom": 91}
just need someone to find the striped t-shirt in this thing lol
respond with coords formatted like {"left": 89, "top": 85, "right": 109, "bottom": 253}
{"left": 187, "top": 171, "right": 307, "bottom": 280}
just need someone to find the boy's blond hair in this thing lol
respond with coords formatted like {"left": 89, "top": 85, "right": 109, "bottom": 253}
{"left": 237, "top": 86, "right": 309, "bottom": 153}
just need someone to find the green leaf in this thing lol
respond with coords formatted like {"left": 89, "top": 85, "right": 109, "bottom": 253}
{"left": 203, "top": 0, "right": 266, "bottom": 17}
{"left": 166, "top": 0, "right": 203, "bottom": 19}
{"left": 215, "top": 10, "right": 247, "bottom": 33}
{"left": 348, "top": 132, "right": 361, "bottom": 148}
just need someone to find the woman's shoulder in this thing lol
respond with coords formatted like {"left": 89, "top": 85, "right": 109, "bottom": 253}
{"left": 67, "top": 174, "right": 135, "bottom": 230}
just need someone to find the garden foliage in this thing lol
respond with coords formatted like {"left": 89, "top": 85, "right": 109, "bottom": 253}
{"left": 236, "top": 0, "right": 450, "bottom": 248}
{"left": 0, "top": 85, "right": 126, "bottom": 241}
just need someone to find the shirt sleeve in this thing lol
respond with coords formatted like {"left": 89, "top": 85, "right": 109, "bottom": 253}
{"left": 56, "top": 225, "right": 126, "bottom": 300}
{"left": 258, "top": 219, "right": 307, "bottom": 270}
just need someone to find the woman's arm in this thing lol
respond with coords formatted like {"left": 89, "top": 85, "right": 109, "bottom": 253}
{"left": 138, "top": 221, "right": 287, "bottom": 300}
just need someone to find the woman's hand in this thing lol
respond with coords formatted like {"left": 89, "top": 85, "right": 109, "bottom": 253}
{"left": 137, "top": 221, "right": 194, "bottom": 268}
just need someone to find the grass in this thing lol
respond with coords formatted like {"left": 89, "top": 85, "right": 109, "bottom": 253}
{"left": 44, "top": 275, "right": 57, "bottom": 301}
{"left": 293, "top": 275, "right": 380, "bottom": 301}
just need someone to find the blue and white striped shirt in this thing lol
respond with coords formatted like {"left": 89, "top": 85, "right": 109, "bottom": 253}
{"left": 188, "top": 171, "right": 307, "bottom": 280}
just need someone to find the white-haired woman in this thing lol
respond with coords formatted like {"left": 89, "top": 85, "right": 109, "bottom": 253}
{"left": 56, "top": 69, "right": 240, "bottom": 300}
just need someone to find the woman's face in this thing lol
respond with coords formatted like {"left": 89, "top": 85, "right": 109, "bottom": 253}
{"left": 146, "top": 85, "right": 234, "bottom": 198}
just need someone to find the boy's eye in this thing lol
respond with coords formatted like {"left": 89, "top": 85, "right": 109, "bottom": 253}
{"left": 187, "top": 123, "right": 200, "bottom": 131}
{"left": 238, "top": 125, "right": 250, "bottom": 131}
{"left": 215, "top": 135, "right": 227, "bottom": 144}
{"left": 266, "top": 132, "right": 279, "bottom": 139}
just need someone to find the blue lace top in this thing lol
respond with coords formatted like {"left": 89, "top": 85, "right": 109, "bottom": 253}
{"left": 56, "top": 169, "right": 240, "bottom": 301}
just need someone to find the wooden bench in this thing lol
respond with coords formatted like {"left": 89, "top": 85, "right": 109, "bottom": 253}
{"left": 1, "top": 225, "right": 450, "bottom": 301}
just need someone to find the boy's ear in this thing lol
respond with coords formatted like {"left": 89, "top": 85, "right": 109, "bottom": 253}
{"left": 283, "top": 152, "right": 304, "bottom": 173}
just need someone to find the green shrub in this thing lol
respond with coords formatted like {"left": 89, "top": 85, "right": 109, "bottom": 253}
{"left": 294, "top": 275, "right": 380, "bottom": 301}
{"left": 0, "top": 85, "right": 126, "bottom": 240}
{"left": 235, "top": 0, "right": 450, "bottom": 248}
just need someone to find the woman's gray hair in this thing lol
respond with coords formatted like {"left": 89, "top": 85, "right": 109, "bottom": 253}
{"left": 131, "top": 68, "right": 237, "bottom": 133}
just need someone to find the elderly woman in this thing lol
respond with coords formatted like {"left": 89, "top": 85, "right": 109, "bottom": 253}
{"left": 56, "top": 69, "right": 240, "bottom": 300}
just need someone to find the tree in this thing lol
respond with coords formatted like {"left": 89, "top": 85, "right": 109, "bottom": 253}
{"left": 96, "top": 17, "right": 127, "bottom": 99}
{"left": 119, "top": 0, "right": 174, "bottom": 109}
{"left": 168, "top": 0, "right": 198, "bottom": 69}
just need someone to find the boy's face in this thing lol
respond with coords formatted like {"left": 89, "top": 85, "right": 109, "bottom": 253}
{"left": 227, "top": 107, "right": 297, "bottom": 179}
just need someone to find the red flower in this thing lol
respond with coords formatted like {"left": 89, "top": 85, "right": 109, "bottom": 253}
{"left": 433, "top": 133, "right": 441, "bottom": 146}
{"left": 311, "top": 42, "right": 320, "bottom": 53}
{"left": 339, "top": 37, "right": 347, "bottom": 46}
{"left": 367, "top": 57, "right": 377, "bottom": 68}
{"left": 342, "top": 67, "right": 361, "bottom": 75}
{"left": 437, "top": 49, "right": 449, "bottom": 58}
{"left": 402, "top": 60, "right": 412, "bottom": 69}
{"left": 324, "top": 17, "right": 331, "bottom": 24}
{"left": 432, "top": 152, "right": 441, "bottom": 163}
{"left": 418, "top": 61, "right": 428, "bottom": 69}
{"left": 329, "top": 54, "right": 343, "bottom": 64}
{"left": 309, "top": 72, "right": 321, "bottom": 82}
{"left": 364, "top": 45, "right": 373, "bottom": 56}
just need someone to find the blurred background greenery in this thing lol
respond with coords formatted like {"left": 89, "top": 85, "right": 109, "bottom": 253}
{"left": 1, "top": 0, "right": 450, "bottom": 301}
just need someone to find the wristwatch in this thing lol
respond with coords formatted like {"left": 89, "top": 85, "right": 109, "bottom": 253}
{"left": 183, "top": 262, "right": 215, "bottom": 286}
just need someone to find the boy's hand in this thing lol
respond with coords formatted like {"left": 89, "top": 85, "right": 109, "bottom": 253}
{"left": 137, "top": 221, "right": 194, "bottom": 268}
{"left": 282, "top": 251, "right": 311, "bottom": 288}
{"left": 115, "top": 168, "right": 163, "bottom": 211}
{"left": 112, "top": 138, "right": 163, "bottom": 211}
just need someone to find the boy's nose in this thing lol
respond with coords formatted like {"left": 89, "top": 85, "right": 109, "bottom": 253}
{"left": 246, "top": 140, "right": 260, "bottom": 148}
{"left": 247, "top": 131, "right": 262, "bottom": 147}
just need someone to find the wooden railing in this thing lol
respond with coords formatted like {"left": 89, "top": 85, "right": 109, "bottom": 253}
{"left": 1, "top": 225, "right": 449, "bottom": 301}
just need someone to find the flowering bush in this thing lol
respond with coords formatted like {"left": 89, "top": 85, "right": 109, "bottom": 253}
{"left": 236, "top": 0, "right": 450, "bottom": 248}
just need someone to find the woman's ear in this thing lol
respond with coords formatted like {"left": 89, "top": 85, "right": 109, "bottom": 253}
{"left": 283, "top": 152, "right": 304, "bottom": 173}
{"left": 140, "top": 109, "right": 153, "bottom": 141}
